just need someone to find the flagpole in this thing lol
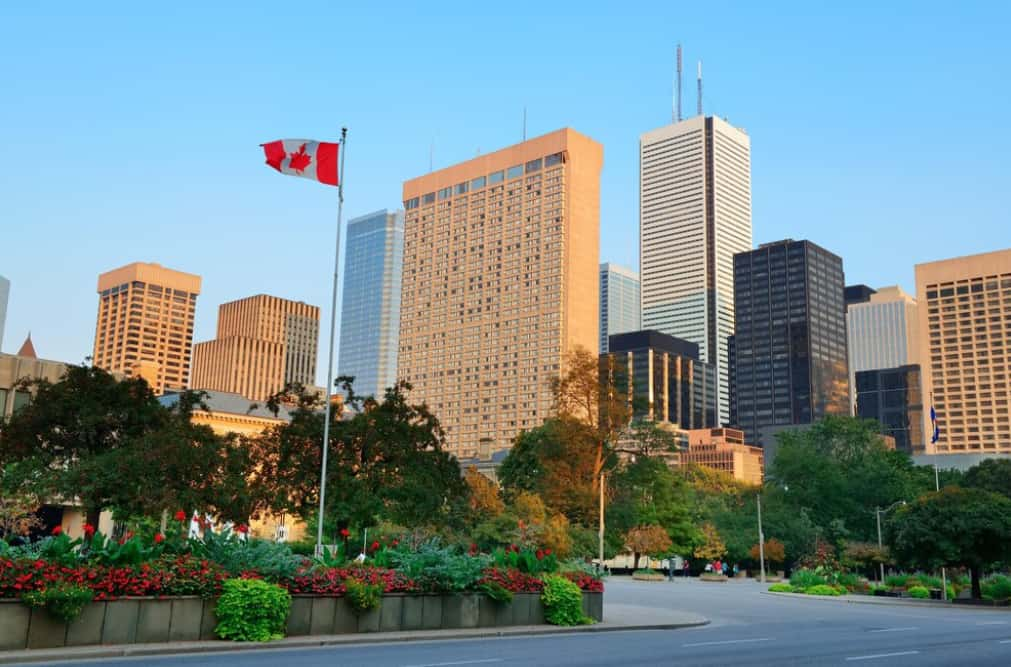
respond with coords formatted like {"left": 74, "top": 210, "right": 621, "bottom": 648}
{"left": 316, "top": 126, "right": 347, "bottom": 557}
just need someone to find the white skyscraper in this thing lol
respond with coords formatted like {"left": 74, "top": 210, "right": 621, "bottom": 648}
{"left": 846, "top": 285, "right": 919, "bottom": 409}
{"left": 640, "top": 115, "right": 752, "bottom": 424}
{"left": 0, "top": 275, "right": 9, "bottom": 353}
{"left": 599, "top": 263, "right": 640, "bottom": 353}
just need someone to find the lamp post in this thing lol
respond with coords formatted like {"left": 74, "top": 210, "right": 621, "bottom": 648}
{"left": 757, "top": 493, "right": 766, "bottom": 583}
{"left": 875, "top": 500, "right": 906, "bottom": 583}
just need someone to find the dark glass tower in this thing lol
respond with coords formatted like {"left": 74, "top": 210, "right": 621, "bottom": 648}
{"left": 855, "top": 365, "right": 924, "bottom": 454}
{"left": 732, "top": 240, "right": 850, "bottom": 444}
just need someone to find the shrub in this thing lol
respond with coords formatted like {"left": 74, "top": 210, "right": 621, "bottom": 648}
{"left": 907, "top": 585, "right": 930, "bottom": 599}
{"left": 884, "top": 574, "right": 909, "bottom": 588}
{"left": 768, "top": 583, "right": 794, "bottom": 593}
{"left": 633, "top": 569, "right": 659, "bottom": 576}
{"left": 392, "top": 540, "right": 489, "bottom": 592}
{"left": 805, "top": 584, "right": 842, "bottom": 596}
{"left": 21, "top": 583, "right": 94, "bottom": 623}
{"left": 492, "top": 545, "right": 558, "bottom": 575}
{"left": 477, "top": 580, "right": 514, "bottom": 604}
{"left": 541, "top": 574, "right": 590, "bottom": 626}
{"left": 191, "top": 532, "right": 305, "bottom": 581}
{"left": 790, "top": 569, "right": 827, "bottom": 588}
{"left": 344, "top": 578, "right": 383, "bottom": 615}
{"left": 214, "top": 578, "right": 291, "bottom": 642}
{"left": 982, "top": 575, "right": 1011, "bottom": 601}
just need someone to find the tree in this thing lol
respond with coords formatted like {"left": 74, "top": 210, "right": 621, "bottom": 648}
{"left": 749, "top": 538, "right": 786, "bottom": 569}
{"left": 0, "top": 462, "right": 44, "bottom": 539}
{"left": 693, "top": 522, "right": 726, "bottom": 562}
{"left": 609, "top": 455, "right": 696, "bottom": 554}
{"left": 889, "top": 487, "right": 1011, "bottom": 598}
{"left": 842, "top": 541, "right": 889, "bottom": 579}
{"left": 625, "top": 525, "right": 672, "bottom": 570}
{"left": 465, "top": 467, "right": 503, "bottom": 519}
{"left": 963, "top": 459, "right": 1011, "bottom": 499}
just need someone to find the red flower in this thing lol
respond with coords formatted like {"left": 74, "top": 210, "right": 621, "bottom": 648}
{"left": 392, "top": 539, "right": 399, "bottom": 547}
{"left": 154, "top": 533, "right": 164, "bottom": 544}
{"left": 536, "top": 549, "right": 544, "bottom": 560}
{"left": 51, "top": 526, "right": 63, "bottom": 536}
{"left": 544, "top": 548, "right": 551, "bottom": 556}
{"left": 370, "top": 541, "right": 380, "bottom": 552}
{"left": 174, "top": 510, "right": 187, "bottom": 522}
{"left": 236, "top": 524, "right": 249, "bottom": 535}
{"left": 469, "top": 542, "right": 479, "bottom": 555}
{"left": 83, "top": 524, "right": 96, "bottom": 538}
{"left": 339, "top": 528, "right": 350, "bottom": 539}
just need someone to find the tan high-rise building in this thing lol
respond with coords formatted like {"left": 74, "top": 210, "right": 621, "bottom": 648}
{"left": 93, "top": 262, "right": 201, "bottom": 394}
{"left": 399, "top": 128, "right": 603, "bottom": 457}
{"left": 916, "top": 248, "right": 1011, "bottom": 453}
{"left": 191, "top": 295, "right": 319, "bottom": 401}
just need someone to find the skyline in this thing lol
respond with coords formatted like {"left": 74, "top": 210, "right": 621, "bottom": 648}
{"left": 3, "top": 2, "right": 1010, "bottom": 386}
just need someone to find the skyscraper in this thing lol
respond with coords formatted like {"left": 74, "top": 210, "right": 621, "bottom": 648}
{"left": 916, "top": 248, "right": 1011, "bottom": 454}
{"left": 846, "top": 286, "right": 919, "bottom": 411}
{"left": 399, "top": 128, "right": 603, "bottom": 457}
{"left": 337, "top": 209, "right": 405, "bottom": 399}
{"left": 855, "top": 365, "right": 923, "bottom": 454}
{"left": 191, "top": 295, "right": 319, "bottom": 401}
{"left": 0, "top": 275, "right": 9, "bottom": 352}
{"left": 93, "top": 262, "right": 201, "bottom": 394}
{"left": 640, "top": 115, "right": 752, "bottom": 425}
{"left": 732, "top": 240, "right": 849, "bottom": 444}
{"left": 599, "top": 263, "right": 640, "bottom": 353}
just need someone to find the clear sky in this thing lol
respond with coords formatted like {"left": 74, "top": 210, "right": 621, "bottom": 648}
{"left": 2, "top": 1, "right": 1009, "bottom": 383}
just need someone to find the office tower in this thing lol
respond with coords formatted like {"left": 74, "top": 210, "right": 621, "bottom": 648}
{"left": 844, "top": 284, "right": 876, "bottom": 308}
{"left": 678, "top": 428, "right": 764, "bottom": 485}
{"left": 337, "top": 209, "right": 405, "bottom": 399}
{"left": 399, "top": 128, "right": 603, "bottom": 457}
{"left": 640, "top": 116, "right": 752, "bottom": 425}
{"left": 855, "top": 365, "right": 923, "bottom": 454}
{"left": 93, "top": 262, "right": 201, "bottom": 394}
{"left": 0, "top": 275, "right": 8, "bottom": 352}
{"left": 916, "top": 248, "right": 1011, "bottom": 454}
{"left": 191, "top": 295, "right": 319, "bottom": 402}
{"left": 602, "top": 329, "right": 717, "bottom": 429}
{"left": 732, "top": 240, "right": 849, "bottom": 445}
{"left": 846, "top": 286, "right": 919, "bottom": 410}
{"left": 599, "top": 263, "right": 640, "bottom": 353}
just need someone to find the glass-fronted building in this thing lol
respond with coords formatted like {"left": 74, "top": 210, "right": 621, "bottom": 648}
{"left": 855, "top": 364, "right": 923, "bottom": 454}
{"left": 599, "top": 263, "right": 640, "bottom": 353}
{"left": 337, "top": 209, "right": 404, "bottom": 400}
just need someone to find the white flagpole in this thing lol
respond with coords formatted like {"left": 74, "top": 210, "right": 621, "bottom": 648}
{"left": 316, "top": 127, "right": 347, "bottom": 557}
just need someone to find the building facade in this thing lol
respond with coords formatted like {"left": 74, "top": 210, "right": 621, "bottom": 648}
{"left": 602, "top": 329, "right": 717, "bottom": 429}
{"left": 399, "top": 128, "right": 603, "bottom": 457}
{"left": 916, "top": 248, "right": 1011, "bottom": 454}
{"left": 0, "top": 275, "right": 9, "bottom": 352}
{"left": 599, "top": 263, "right": 640, "bottom": 353}
{"left": 337, "top": 209, "right": 405, "bottom": 399}
{"left": 846, "top": 286, "right": 919, "bottom": 412}
{"left": 93, "top": 262, "right": 201, "bottom": 394}
{"left": 732, "top": 240, "right": 849, "bottom": 444}
{"left": 855, "top": 364, "right": 923, "bottom": 455}
{"left": 671, "top": 427, "right": 764, "bottom": 485}
{"left": 640, "top": 115, "right": 752, "bottom": 425}
{"left": 0, "top": 346, "right": 67, "bottom": 420}
{"left": 191, "top": 295, "right": 319, "bottom": 402}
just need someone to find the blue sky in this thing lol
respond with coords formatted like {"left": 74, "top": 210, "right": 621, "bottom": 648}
{"left": 2, "top": 1, "right": 1009, "bottom": 382}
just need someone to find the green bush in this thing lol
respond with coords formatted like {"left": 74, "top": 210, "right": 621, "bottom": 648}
{"left": 884, "top": 574, "right": 909, "bottom": 588}
{"left": 192, "top": 532, "right": 305, "bottom": 581}
{"left": 541, "top": 574, "right": 591, "bottom": 626}
{"left": 214, "top": 578, "right": 291, "bottom": 642}
{"left": 392, "top": 540, "right": 489, "bottom": 592}
{"left": 790, "top": 569, "right": 827, "bottom": 588}
{"left": 633, "top": 569, "right": 660, "bottom": 576}
{"left": 768, "top": 583, "right": 794, "bottom": 593}
{"left": 805, "top": 584, "right": 842, "bottom": 596}
{"left": 344, "top": 578, "right": 383, "bottom": 615}
{"left": 21, "top": 583, "right": 94, "bottom": 623}
{"left": 791, "top": 585, "right": 806, "bottom": 593}
{"left": 907, "top": 585, "right": 930, "bottom": 599}
{"left": 835, "top": 572, "right": 860, "bottom": 591}
{"left": 982, "top": 575, "right": 1011, "bottom": 601}
{"left": 477, "top": 580, "right": 514, "bottom": 604}
{"left": 916, "top": 574, "right": 942, "bottom": 589}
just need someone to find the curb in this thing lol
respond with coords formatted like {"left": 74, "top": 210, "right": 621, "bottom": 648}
{"left": 763, "top": 591, "right": 1009, "bottom": 611}
{"left": 0, "top": 619, "right": 710, "bottom": 665}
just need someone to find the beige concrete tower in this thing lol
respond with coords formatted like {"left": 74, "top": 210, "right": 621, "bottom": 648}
{"left": 916, "top": 248, "right": 1011, "bottom": 453}
{"left": 399, "top": 128, "right": 603, "bottom": 457}
{"left": 191, "top": 295, "right": 319, "bottom": 401}
{"left": 93, "top": 262, "right": 201, "bottom": 394}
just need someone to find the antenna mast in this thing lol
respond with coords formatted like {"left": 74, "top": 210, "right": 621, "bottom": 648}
{"left": 675, "top": 43, "right": 683, "bottom": 122}
{"left": 697, "top": 60, "right": 703, "bottom": 116}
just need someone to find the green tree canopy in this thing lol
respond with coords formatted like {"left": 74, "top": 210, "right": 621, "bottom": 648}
{"left": 962, "top": 459, "right": 1011, "bottom": 499}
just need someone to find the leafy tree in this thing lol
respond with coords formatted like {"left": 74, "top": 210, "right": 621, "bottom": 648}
{"left": 962, "top": 459, "right": 1011, "bottom": 499}
{"left": 625, "top": 525, "right": 672, "bottom": 570}
{"left": 609, "top": 455, "right": 695, "bottom": 554}
{"left": 694, "top": 522, "right": 726, "bottom": 562}
{"left": 889, "top": 487, "right": 1011, "bottom": 598}
{"left": 0, "top": 462, "right": 44, "bottom": 539}
{"left": 842, "top": 541, "right": 889, "bottom": 579}
{"left": 749, "top": 538, "right": 786, "bottom": 569}
{"left": 464, "top": 467, "right": 503, "bottom": 519}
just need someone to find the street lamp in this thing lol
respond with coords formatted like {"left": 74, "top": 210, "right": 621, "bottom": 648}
{"left": 875, "top": 500, "right": 906, "bottom": 583}
{"left": 757, "top": 484, "right": 786, "bottom": 584}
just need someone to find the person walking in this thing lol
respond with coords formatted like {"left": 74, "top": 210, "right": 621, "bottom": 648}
{"left": 683, "top": 559, "right": 691, "bottom": 579}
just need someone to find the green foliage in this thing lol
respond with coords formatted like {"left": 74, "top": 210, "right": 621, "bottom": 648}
{"left": 344, "top": 578, "right": 383, "bottom": 615}
{"left": 907, "top": 585, "right": 930, "bottom": 599}
{"left": 962, "top": 459, "right": 1011, "bottom": 499}
{"left": 982, "top": 575, "right": 1011, "bottom": 601}
{"left": 633, "top": 569, "right": 660, "bottom": 576}
{"left": 790, "top": 569, "right": 827, "bottom": 588}
{"left": 192, "top": 531, "right": 304, "bottom": 581}
{"left": 477, "top": 580, "right": 514, "bottom": 604}
{"left": 884, "top": 574, "right": 909, "bottom": 588}
{"left": 214, "top": 578, "right": 291, "bottom": 642}
{"left": 392, "top": 540, "right": 489, "bottom": 592}
{"left": 39, "top": 534, "right": 83, "bottom": 567}
{"left": 540, "top": 574, "right": 591, "bottom": 626}
{"left": 609, "top": 456, "right": 695, "bottom": 555}
{"left": 491, "top": 546, "right": 558, "bottom": 575}
{"left": 805, "top": 584, "right": 843, "bottom": 596}
{"left": 768, "top": 583, "right": 794, "bottom": 593}
{"left": 87, "top": 532, "right": 162, "bottom": 567}
{"left": 21, "top": 583, "right": 94, "bottom": 623}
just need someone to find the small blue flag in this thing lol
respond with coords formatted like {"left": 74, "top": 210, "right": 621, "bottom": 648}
{"left": 930, "top": 406, "right": 940, "bottom": 444}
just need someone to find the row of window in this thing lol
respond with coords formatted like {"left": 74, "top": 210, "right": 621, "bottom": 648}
{"left": 404, "top": 153, "right": 564, "bottom": 210}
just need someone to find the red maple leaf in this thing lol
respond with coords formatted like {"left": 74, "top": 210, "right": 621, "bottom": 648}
{"left": 288, "top": 143, "right": 313, "bottom": 173}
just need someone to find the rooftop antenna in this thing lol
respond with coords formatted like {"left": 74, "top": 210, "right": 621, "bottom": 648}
{"left": 523, "top": 106, "right": 527, "bottom": 141}
{"left": 697, "top": 60, "right": 703, "bottom": 116}
{"left": 675, "top": 43, "right": 683, "bottom": 122}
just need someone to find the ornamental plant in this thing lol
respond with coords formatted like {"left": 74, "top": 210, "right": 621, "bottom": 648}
{"left": 907, "top": 585, "right": 930, "bottom": 599}
{"left": 476, "top": 580, "right": 514, "bottom": 604}
{"left": 21, "top": 583, "right": 94, "bottom": 623}
{"left": 214, "top": 578, "right": 291, "bottom": 642}
{"left": 768, "top": 583, "right": 794, "bottom": 593}
{"left": 344, "top": 577, "right": 383, "bottom": 615}
{"left": 805, "top": 584, "right": 843, "bottom": 596}
{"left": 540, "top": 574, "right": 591, "bottom": 626}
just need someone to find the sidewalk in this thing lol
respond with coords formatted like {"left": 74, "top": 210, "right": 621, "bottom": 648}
{"left": 0, "top": 605, "right": 708, "bottom": 665}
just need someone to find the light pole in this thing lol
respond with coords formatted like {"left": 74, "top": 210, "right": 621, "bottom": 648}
{"left": 875, "top": 500, "right": 906, "bottom": 583}
{"left": 598, "top": 471, "right": 605, "bottom": 572}
{"left": 757, "top": 493, "right": 766, "bottom": 583}
{"left": 934, "top": 463, "right": 948, "bottom": 601}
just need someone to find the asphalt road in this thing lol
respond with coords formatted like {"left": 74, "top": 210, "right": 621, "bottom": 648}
{"left": 22, "top": 579, "right": 1011, "bottom": 666}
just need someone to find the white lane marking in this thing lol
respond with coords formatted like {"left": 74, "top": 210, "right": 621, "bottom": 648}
{"left": 999, "top": 639, "right": 1011, "bottom": 643}
{"left": 979, "top": 621, "right": 1009, "bottom": 625}
{"left": 846, "top": 650, "right": 919, "bottom": 661}
{"left": 682, "top": 637, "right": 774, "bottom": 647}
{"left": 403, "top": 661, "right": 504, "bottom": 667}
{"left": 868, "top": 626, "right": 919, "bottom": 633}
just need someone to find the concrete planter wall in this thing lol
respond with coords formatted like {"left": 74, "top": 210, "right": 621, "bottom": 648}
{"left": 1, "top": 591, "right": 603, "bottom": 649}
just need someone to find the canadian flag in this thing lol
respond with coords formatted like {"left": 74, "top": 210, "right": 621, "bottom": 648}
{"left": 260, "top": 139, "right": 339, "bottom": 186}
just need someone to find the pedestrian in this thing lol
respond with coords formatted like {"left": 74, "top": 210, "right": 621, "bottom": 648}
{"left": 733, "top": 563, "right": 740, "bottom": 578}
{"left": 705, "top": 562, "right": 713, "bottom": 573}
{"left": 683, "top": 559, "right": 690, "bottom": 579}
{"left": 714, "top": 559, "right": 723, "bottom": 576}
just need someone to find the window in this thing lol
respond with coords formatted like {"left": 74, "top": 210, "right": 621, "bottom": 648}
{"left": 525, "top": 158, "right": 542, "bottom": 173}
{"left": 0, "top": 388, "right": 6, "bottom": 416}
{"left": 405, "top": 197, "right": 419, "bottom": 210}
{"left": 507, "top": 165, "right": 523, "bottom": 180}
{"left": 455, "top": 182, "right": 469, "bottom": 195}
{"left": 471, "top": 176, "right": 486, "bottom": 190}
{"left": 423, "top": 192, "right": 435, "bottom": 205}
{"left": 489, "top": 170, "right": 504, "bottom": 184}
{"left": 12, "top": 391, "right": 31, "bottom": 414}
{"left": 438, "top": 187, "right": 452, "bottom": 200}
{"left": 545, "top": 152, "right": 563, "bottom": 167}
